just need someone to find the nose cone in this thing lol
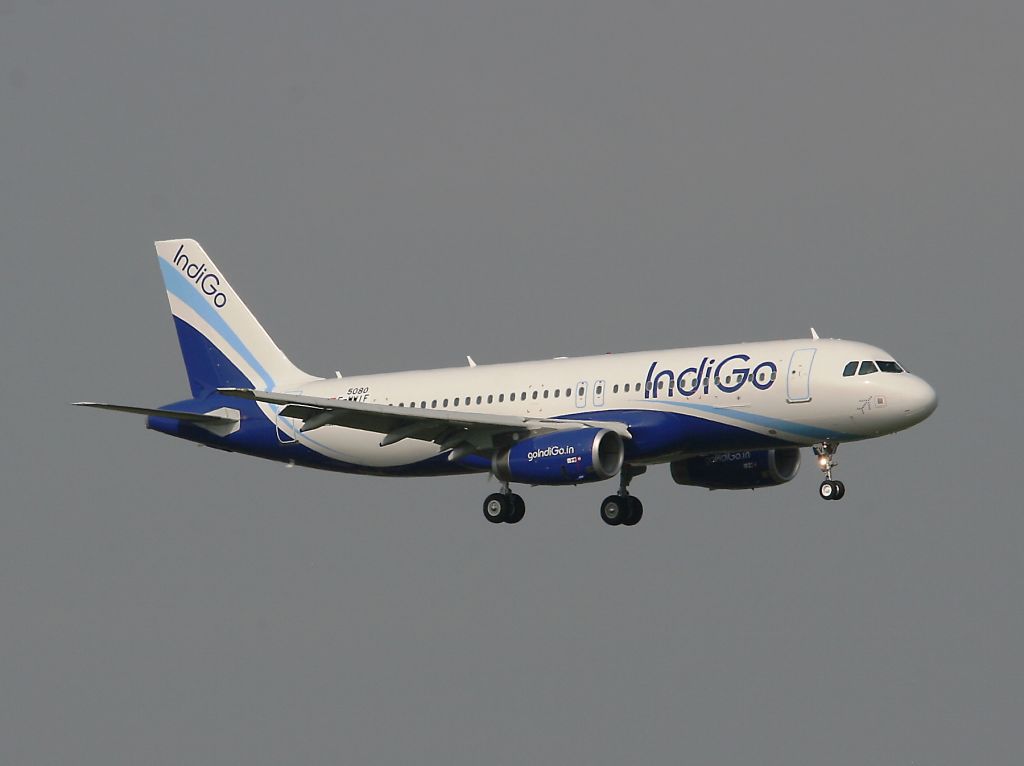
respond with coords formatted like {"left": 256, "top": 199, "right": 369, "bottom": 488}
{"left": 903, "top": 376, "right": 938, "bottom": 425}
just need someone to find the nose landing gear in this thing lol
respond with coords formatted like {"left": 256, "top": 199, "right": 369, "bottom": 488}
{"left": 813, "top": 442, "right": 846, "bottom": 500}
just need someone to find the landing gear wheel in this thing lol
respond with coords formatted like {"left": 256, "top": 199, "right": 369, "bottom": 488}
{"left": 819, "top": 480, "right": 842, "bottom": 500}
{"left": 600, "top": 495, "right": 627, "bottom": 526}
{"left": 622, "top": 496, "right": 644, "bottom": 526}
{"left": 483, "top": 493, "right": 510, "bottom": 523}
{"left": 506, "top": 494, "right": 526, "bottom": 524}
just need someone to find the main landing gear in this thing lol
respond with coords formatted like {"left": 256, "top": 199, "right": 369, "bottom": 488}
{"left": 814, "top": 442, "right": 846, "bottom": 501}
{"left": 482, "top": 484, "right": 526, "bottom": 524}
{"left": 600, "top": 465, "right": 646, "bottom": 527}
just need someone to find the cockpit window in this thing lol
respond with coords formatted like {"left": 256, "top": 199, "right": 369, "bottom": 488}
{"left": 842, "top": 361, "right": 858, "bottom": 377}
{"left": 877, "top": 361, "right": 904, "bottom": 373}
{"left": 858, "top": 361, "right": 879, "bottom": 375}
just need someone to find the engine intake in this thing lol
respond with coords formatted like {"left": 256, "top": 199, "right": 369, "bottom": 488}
{"left": 670, "top": 447, "right": 801, "bottom": 490}
{"left": 493, "top": 428, "right": 624, "bottom": 486}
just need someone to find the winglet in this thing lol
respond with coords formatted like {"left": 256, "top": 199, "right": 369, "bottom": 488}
{"left": 810, "top": 327, "right": 820, "bottom": 340}
{"left": 466, "top": 355, "right": 477, "bottom": 368}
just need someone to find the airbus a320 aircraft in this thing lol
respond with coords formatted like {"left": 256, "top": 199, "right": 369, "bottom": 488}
{"left": 77, "top": 239, "right": 937, "bottom": 526}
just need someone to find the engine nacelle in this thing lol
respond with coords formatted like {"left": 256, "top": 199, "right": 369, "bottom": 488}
{"left": 670, "top": 447, "right": 801, "bottom": 490}
{"left": 493, "top": 428, "right": 624, "bottom": 486}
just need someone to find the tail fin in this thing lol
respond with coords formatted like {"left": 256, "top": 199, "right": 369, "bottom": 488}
{"left": 155, "top": 239, "right": 312, "bottom": 397}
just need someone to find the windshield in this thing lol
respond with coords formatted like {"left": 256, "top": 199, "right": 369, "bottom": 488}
{"left": 844, "top": 359, "right": 905, "bottom": 376}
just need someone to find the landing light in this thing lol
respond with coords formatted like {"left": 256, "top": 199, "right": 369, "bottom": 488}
{"left": 818, "top": 456, "right": 829, "bottom": 468}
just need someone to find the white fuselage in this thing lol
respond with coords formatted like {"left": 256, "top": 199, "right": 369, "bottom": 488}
{"left": 268, "top": 338, "right": 936, "bottom": 471}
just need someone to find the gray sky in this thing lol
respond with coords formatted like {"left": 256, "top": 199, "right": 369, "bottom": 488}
{"left": 1, "top": 2, "right": 1022, "bottom": 764}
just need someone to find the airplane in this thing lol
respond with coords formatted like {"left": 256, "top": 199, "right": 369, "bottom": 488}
{"left": 76, "top": 239, "right": 938, "bottom": 526}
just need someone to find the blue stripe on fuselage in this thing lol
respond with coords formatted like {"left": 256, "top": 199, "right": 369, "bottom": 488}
{"left": 654, "top": 400, "right": 857, "bottom": 441}
{"left": 555, "top": 408, "right": 791, "bottom": 457}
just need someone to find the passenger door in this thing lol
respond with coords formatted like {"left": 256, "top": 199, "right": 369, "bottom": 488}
{"left": 786, "top": 349, "right": 816, "bottom": 403}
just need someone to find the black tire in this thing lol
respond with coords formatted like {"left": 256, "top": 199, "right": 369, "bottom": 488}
{"left": 834, "top": 481, "right": 846, "bottom": 500}
{"left": 600, "top": 495, "right": 626, "bottom": 526}
{"left": 483, "top": 493, "right": 509, "bottom": 523}
{"left": 622, "top": 496, "right": 644, "bottom": 526}
{"left": 819, "top": 480, "right": 836, "bottom": 500}
{"left": 507, "top": 494, "right": 526, "bottom": 524}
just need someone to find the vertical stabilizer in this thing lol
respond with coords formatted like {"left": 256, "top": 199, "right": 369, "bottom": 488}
{"left": 155, "top": 239, "right": 312, "bottom": 397}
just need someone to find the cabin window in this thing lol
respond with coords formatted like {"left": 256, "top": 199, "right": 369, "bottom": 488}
{"left": 499, "top": 394, "right": 504, "bottom": 403}
{"left": 454, "top": 398, "right": 460, "bottom": 406}
{"left": 487, "top": 394, "right": 493, "bottom": 404}
{"left": 476, "top": 396, "right": 482, "bottom": 405}
{"left": 532, "top": 391, "right": 539, "bottom": 400}
{"left": 543, "top": 390, "right": 549, "bottom": 399}
{"left": 554, "top": 389, "right": 560, "bottom": 398}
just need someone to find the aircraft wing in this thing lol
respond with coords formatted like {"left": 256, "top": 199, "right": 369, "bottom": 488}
{"left": 219, "top": 388, "right": 631, "bottom": 459}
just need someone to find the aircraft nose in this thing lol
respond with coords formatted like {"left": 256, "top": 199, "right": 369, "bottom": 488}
{"left": 903, "top": 376, "right": 938, "bottom": 423}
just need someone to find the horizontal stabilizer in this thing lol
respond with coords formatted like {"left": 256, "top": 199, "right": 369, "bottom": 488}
{"left": 73, "top": 402, "right": 234, "bottom": 422}
{"left": 73, "top": 402, "right": 241, "bottom": 436}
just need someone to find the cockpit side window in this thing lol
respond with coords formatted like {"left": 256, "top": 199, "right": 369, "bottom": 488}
{"left": 842, "top": 361, "right": 858, "bottom": 377}
{"left": 877, "top": 361, "right": 904, "bottom": 373}
{"left": 858, "top": 360, "right": 879, "bottom": 375}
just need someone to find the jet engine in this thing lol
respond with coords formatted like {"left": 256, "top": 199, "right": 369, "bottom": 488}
{"left": 493, "top": 428, "right": 624, "bottom": 486}
{"left": 670, "top": 447, "right": 801, "bottom": 490}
